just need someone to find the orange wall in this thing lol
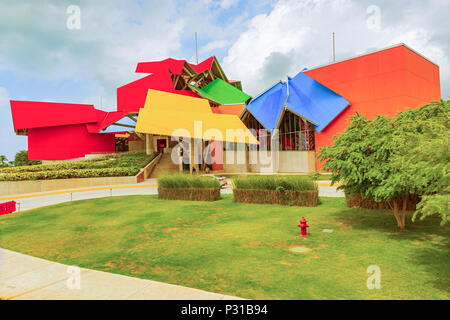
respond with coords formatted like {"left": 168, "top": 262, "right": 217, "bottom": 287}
{"left": 305, "top": 45, "right": 441, "bottom": 170}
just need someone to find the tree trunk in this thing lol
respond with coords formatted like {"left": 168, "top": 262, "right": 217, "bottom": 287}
{"left": 400, "top": 196, "right": 408, "bottom": 230}
{"left": 392, "top": 198, "right": 402, "bottom": 228}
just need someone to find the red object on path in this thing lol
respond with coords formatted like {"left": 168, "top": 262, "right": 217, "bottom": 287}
{"left": 0, "top": 201, "right": 16, "bottom": 216}
{"left": 298, "top": 217, "right": 309, "bottom": 237}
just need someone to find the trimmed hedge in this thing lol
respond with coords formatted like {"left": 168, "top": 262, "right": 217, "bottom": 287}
{"left": 0, "top": 152, "right": 156, "bottom": 173}
{"left": 0, "top": 160, "right": 115, "bottom": 173}
{"left": 158, "top": 173, "right": 221, "bottom": 189}
{"left": 0, "top": 167, "right": 140, "bottom": 181}
{"left": 157, "top": 173, "right": 221, "bottom": 201}
{"left": 233, "top": 175, "right": 318, "bottom": 207}
{"left": 233, "top": 189, "right": 318, "bottom": 207}
{"left": 158, "top": 187, "right": 221, "bottom": 201}
{"left": 0, "top": 152, "right": 158, "bottom": 181}
{"left": 345, "top": 194, "right": 420, "bottom": 211}
{"left": 233, "top": 175, "right": 317, "bottom": 191}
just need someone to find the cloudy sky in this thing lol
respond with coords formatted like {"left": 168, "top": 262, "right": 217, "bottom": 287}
{"left": 0, "top": 0, "right": 449, "bottom": 160}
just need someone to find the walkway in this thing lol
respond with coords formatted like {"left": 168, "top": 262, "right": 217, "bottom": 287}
{"left": 0, "top": 180, "right": 158, "bottom": 212}
{"left": 0, "top": 248, "right": 242, "bottom": 300}
{"left": 0, "top": 180, "right": 342, "bottom": 212}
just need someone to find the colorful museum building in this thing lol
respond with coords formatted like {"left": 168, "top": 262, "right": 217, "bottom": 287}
{"left": 9, "top": 43, "right": 441, "bottom": 173}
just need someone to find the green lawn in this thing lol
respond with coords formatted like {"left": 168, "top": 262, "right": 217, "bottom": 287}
{"left": 0, "top": 195, "right": 448, "bottom": 300}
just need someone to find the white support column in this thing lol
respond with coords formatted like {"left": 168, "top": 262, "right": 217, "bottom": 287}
{"left": 146, "top": 134, "right": 154, "bottom": 155}
{"left": 189, "top": 138, "right": 194, "bottom": 175}
{"left": 178, "top": 139, "right": 183, "bottom": 172}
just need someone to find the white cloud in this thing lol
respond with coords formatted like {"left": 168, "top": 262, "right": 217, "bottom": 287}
{"left": 0, "top": 0, "right": 186, "bottom": 108}
{"left": 0, "top": 87, "right": 9, "bottom": 107}
{"left": 219, "top": 0, "right": 239, "bottom": 9}
{"left": 222, "top": 0, "right": 364, "bottom": 94}
{"left": 222, "top": 0, "right": 450, "bottom": 97}
{"left": 199, "top": 40, "right": 231, "bottom": 55}
{"left": 0, "top": 0, "right": 449, "bottom": 105}
{"left": 0, "top": 87, "right": 26, "bottom": 160}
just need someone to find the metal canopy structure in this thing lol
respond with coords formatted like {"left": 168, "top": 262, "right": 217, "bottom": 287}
{"left": 287, "top": 72, "right": 350, "bottom": 132}
{"left": 135, "top": 89, "right": 258, "bottom": 145}
{"left": 99, "top": 115, "right": 137, "bottom": 133}
{"left": 189, "top": 78, "right": 252, "bottom": 105}
{"left": 125, "top": 56, "right": 252, "bottom": 111}
{"left": 243, "top": 81, "right": 287, "bottom": 132}
{"left": 243, "top": 72, "right": 349, "bottom": 133}
{"left": 241, "top": 72, "right": 349, "bottom": 152}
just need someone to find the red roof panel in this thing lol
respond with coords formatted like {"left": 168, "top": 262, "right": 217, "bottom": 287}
{"left": 85, "top": 110, "right": 131, "bottom": 133}
{"left": 10, "top": 100, "right": 98, "bottom": 131}
{"left": 189, "top": 56, "right": 214, "bottom": 73}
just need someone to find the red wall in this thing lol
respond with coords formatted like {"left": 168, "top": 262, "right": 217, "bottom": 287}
{"left": 28, "top": 124, "right": 116, "bottom": 160}
{"left": 116, "top": 74, "right": 199, "bottom": 113}
{"left": 305, "top": 45, "right": 441, "bottom": 170}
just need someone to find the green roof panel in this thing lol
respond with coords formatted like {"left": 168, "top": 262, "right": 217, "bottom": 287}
{"left": 190, "top": 79, "right": 251, "bottom": 105}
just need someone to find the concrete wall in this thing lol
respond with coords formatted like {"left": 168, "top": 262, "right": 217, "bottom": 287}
{"left": 278, "top": 151, "right": 313, "bottom": 173}
{"left": 1, "top": 153, "right": 164, "bottom": 196}
{"left": 136, "top": 153, "right": 163, "bottom": 182}
{"left": 129, "top": 140, "right": 146, "bottom": 152}
{"left": 0, "top": 176, "right": 138, "bottom": 197}
{"left": 223, "top": 150, "right": 249, "bottom": 173}
{"left": 222, "top": 150, "right": 316, "bottom": 173}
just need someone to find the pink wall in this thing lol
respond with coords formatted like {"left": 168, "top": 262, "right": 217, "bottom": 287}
{"left": 28, "top": 124, "right": 116, "bottom": 160}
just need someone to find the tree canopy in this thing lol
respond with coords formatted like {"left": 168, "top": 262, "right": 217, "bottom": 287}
{"left": 319, "top": 100, "right": 449, "bottom": 228}
{"left": 13, "top": 150, "right": 42, "bottom": 167}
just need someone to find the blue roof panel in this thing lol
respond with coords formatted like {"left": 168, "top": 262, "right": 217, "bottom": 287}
{"left": 245, "top": 82, "right": 286, "bottom": 132}
{"left": 287, "top": 72, "right": 349, "bottom": 132}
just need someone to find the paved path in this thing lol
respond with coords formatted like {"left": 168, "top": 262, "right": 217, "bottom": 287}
{"left": 0, "top": 181, "right": 159, "bottom": 212}
{"left": 0, "top": 248, "right": 242, "bottom": 300}
{"left": 0, "top": 179, "right": 342, "bottom": 213}
{"left": 317, "top": 181, "right": 344, "bottom": 198}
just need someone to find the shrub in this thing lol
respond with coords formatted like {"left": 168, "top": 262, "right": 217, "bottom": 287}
{"left": 233, "top": 175, "right": 317, "bottom": 191}
{"left": 233, "top": 189, "right": 318, "bottom": 207}
{"left": 0, "top": 152, "right": 158, "bottom": 181}
{"left": 345, "top": 193, "right": 420, "bottom": 211}
{"left": 158, "top": 173, "right": 221, "bottom": 189}
{"left": 0, "top": 167, "right": 140, "bottom": 181}
{"left": 308, "top": 172, "right": 322, "bottom": 181}
{"left": 158, "top": 188, "right": 221, "bottom": 201}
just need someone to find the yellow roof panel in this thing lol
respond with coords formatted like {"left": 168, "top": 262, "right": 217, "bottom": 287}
{"left": 135, "top": 90, "right": 258, "bottom": 144}
{"left": 143, "top": 89, "right": 211, "bottom": 114}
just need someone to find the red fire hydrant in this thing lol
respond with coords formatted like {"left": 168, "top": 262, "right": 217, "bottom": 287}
{"left": 298, "top": 217, "right": 309, "bottom": 237}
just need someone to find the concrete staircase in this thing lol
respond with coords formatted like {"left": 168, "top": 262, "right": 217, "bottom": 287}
{"left": 150, "top": 153, "right": 180, "bottom": 178}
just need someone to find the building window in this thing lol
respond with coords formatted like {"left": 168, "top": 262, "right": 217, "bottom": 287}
{"left": 242, "top": 110, "right": 315, "bottom": 151}
{"left": 278, "top": 110, "right": 315, "bottom": 151}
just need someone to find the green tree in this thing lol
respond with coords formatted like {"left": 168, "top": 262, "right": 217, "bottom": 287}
{"left": 319, "top": 113, "right": 395, "bottom": 200}
{"left": 13, "top": 150, "right": 41, "bottom": 167}
{"left": 0, "top": 155, "right": 8, "bottom": 167}
{"left": 387, "top": 101, "right": 449, "bottom": 226}
{"left": 319, "top": 100, "right": 450, "bottom": 229}
{"left": 319, "top": 113, "right": 405, "bottom": 227}
{"left": 384, "top": 101, "right": 449, "bottom": 227}
{"left": 318, "top": 113, "right": 372, "bottom": 196}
